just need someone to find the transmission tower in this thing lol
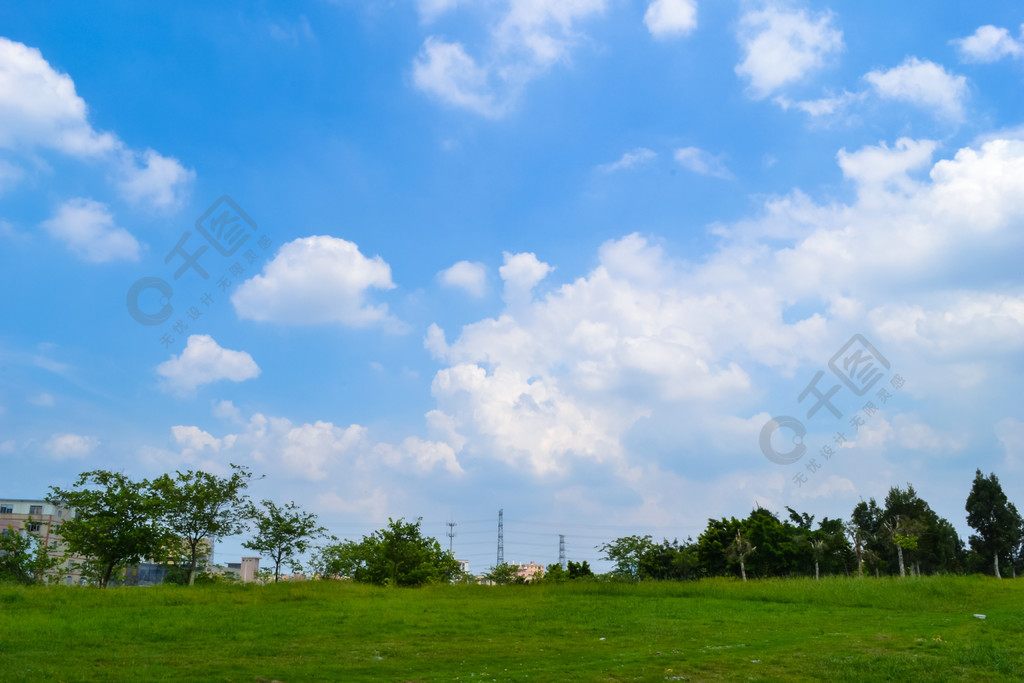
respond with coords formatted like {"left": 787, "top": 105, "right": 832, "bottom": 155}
{"left": 559, "top": 534, "right": 566, "bottom": 570}
{"left": 497, "top": 509, "right": 504, "bottom": 566}
{"left": 446, "top": 520, "right": 457, "bottom": 555}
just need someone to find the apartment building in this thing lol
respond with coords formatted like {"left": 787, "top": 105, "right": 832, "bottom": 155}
{"left": 0, "top": 498, "right": 85, "bottom": 584}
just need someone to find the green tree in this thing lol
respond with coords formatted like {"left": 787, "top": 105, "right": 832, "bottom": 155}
{"left": 318, "top": 518, "right": 460, "bottom": 586}
{"left": 0, "top": 525, "right": 64, "bottom": 585}
{"left": 883, "top": 484, "right": 962, "bottom": 576}
{"left": 243, "top": 500, "right": 326, "bottom": 582}
{"left": 47, "top": 471, "right": 167, "bottom": 588}
{"left": 598, "top": 535, "right": 658, "bottom": 581}
{"left": 965, "top": 469, "right": 1024, "bottom": 579}
{"left": 483, "top": 562, "right": 523, "bottom": 585}
{"left": 152, "top": 464, "right": 256, "bottom": 585}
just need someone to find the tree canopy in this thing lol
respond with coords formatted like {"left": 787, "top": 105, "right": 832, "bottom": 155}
{"left": 243, "top": 499, "right": 326, "bottom": 582}
{"left": 47, "top": 471, "right": 168, "bottom": 587}
{"left": 315, "top": 517, "right": 460, "bottom": 586}
{"left": 152, "top": 464, "right": 255, "bottom": 585}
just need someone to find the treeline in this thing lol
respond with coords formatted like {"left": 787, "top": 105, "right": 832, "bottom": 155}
{"left": 2, "top": 468, "right": 1020, "bottom": 587}
{"left": 596, "top": 472, "right": 1023, "bottom": 582}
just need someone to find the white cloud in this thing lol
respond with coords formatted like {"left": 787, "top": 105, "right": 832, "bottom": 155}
{"left": 644, "top": 0, "right": 697, "bottom": 39}
{"left": 836, "top": 137, "right": 937, "bottom": 194}
{"left": 156, "top": 335, "right": 261, "bottom": 395}
{"left": 162, "top": 412, "right": 368, "bottom": 482}
{"left": 213, "top": 399, "right": 244, "bottom": 423}
{"left": 0, "top": 37, "right": 117, "bottom": 156}
{"left": 953, "top": 25, "right": 1024, "bottom": 63}
{"left": 439, "top": 260, "right": 487, "bottom": 297}
{"left": 864, "top": 57, "right": 968, "bottom": 120}
{"left": 116, "top": 148, "right": 194, "bottom": 210}
{"left": 413, "top": 38, "right": 500, "bottom": 117}
{"left": 40, "top": 198, "right": 140, "bottom": 263}
{"left": 500, "top": 251, "right": 552, "bottom": 305}
{"left": 232, "top": 235, "right": 403, "bottom": 330}
{"left": 597, "top": 147, "right": 656, "bottom": 173}
{"left": 412, "top": 0, "right": 606, "bottom": 116}
{"left": 774, "top": 90, "right": 863, "bottom": 118}
{"left": 674, "top": 146, "right": 733, "bottom": 179}
{"left": 735, "top": 5, "right": 843, "bottom": 98}
{"left": 45, "top": 433, "right": 99, "bottom": 459}
{"left": 0, "top": 37, "right": 195, "bottom": 208}
{"left": 373, "top": 437, "right": 464, "bottom": 475}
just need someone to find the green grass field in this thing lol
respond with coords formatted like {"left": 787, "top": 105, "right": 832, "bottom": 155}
{"left": 1, "top": 576, "right": 1021, "bottom": 681}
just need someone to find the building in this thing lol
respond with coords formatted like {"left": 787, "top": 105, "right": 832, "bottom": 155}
{"left": 0, "top": 498, "right": 85, "bottom": 584}
{"left": 516, "top": 561, "right": 544, "bottom": 582}
{"left": 223, "top": 556, "right": 261, "bottom": 583}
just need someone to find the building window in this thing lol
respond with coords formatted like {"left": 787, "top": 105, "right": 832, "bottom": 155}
{"left": 0, "top": 505, "right": 12, "bottom": 514}
{"left": 29, "top": 505, "right": 43, "bottom": 515}
{"left": 27, "top": 522, "right": 42, "bottom": 532}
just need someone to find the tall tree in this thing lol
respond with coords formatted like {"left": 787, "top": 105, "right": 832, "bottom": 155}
{"left": 47, "top": 471, "right": 167, "bottom": 587}
{"left": 152, "top": 464, "right": 256, "bottom": 585}
{"left": 243, "top": 500, "right": 325, "bottom": 582}
{"left": 965, "top": 469, "right": 1024, "bottom": 579}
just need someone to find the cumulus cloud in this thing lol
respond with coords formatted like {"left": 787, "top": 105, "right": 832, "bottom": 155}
{"left": 40, "top": 198, "right": 140, "bottom": 263}
{"left": 0, "top": 37, "right": 117, "bottom": 156}
{"left": 412, "top": 0, "right": 605, "bottom": 116}
{"left": 161, "top": 412, "right": 369, "bottom": 482}
{"left": 45, "top": 433, "right": 99, "bottom": 459}
{"left": 156, "top": 335, "right": 260, "bottom": 395}
{"left": 597, "top": 147, "right": 656, "bottom": 173}
{"left": 644, "top": 0, "right": 697, "bottom": 39}
{"left": 864, "top": 57, "right": 968, "bottom": 120}
{"left": 735, "top": 5, "right": 843, "bottom": 98}
{"left": 413, "top": 134, "right": 1024, "bottom": 480}
{"left": 674, "top": 146, "right": 733, "bottom": 179}
{"left": 0, "top": 37, "right": 194, "bottom": 207}
{"left": 116, "top": 148, "right": 195, "bottom": 210}
{"left": 953, "top": 24, "right": 1024, "bottom": 63}
{"left": 439, "top": 260, "right": 487, "bottom": 297}
{"left": 232, "top": 235, "right": 404, "bottom": 330}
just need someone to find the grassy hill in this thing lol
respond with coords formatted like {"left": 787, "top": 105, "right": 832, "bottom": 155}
{"left": 1, "top": 576, "right": 1021, "bottom": 681}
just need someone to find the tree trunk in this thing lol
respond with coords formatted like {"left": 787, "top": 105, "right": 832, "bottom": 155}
{"left": 815, "top": 559, "right": 819, "bottom": 580}
{"left": 897, "top": 545, "right": 905, "bottom": 577}
{"left": 740, "top": 560, "right": 747, "bottom": 582}
{"left": 994, "top": 553, "right": 1001, "bottom": 579}
{"left": 188, "top": 560, "right": 197, "bottom": 586}
{"left": 857, "top": 557, "right": 864, "bottom": 578}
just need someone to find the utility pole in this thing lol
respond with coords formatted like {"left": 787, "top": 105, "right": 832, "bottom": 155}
{"left": 446, "top": 520, "right": 457, "bottom": 555}
{"left": 559, "top": 534, "right": 566, "bottom": 570}
{"left": 497, "top": 508, "right": 504, "bottom": 566}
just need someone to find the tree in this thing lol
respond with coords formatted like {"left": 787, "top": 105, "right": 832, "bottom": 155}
{"left": 966, "top": 469, "right": 1024, "bottom": 579}
{"left": 725, "top": 528, "right": 756, "bottom": 581}
{"left": 598, "top": 535, "right": 658, "bottom": 581}
{"left": 47, "top": 471, "right": 167, "bottom": 588}
{"left": 0, "top": 525, "right": 64, "bottom": 585}
{"left": 152, "top": 465, "right": 256, "bottom": 585}
{"left": 243, "top": 500, "right": 326, "bottom": 582}
{"left": 483, "top": 562, "right": 523, "bottom": 585}
{"left": 317, "top": 518, "right": 460, "bottom": 586}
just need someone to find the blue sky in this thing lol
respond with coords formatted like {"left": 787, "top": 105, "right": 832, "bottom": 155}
{"left": 2, "top": 1, "right": 1024, "bottom": 573}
